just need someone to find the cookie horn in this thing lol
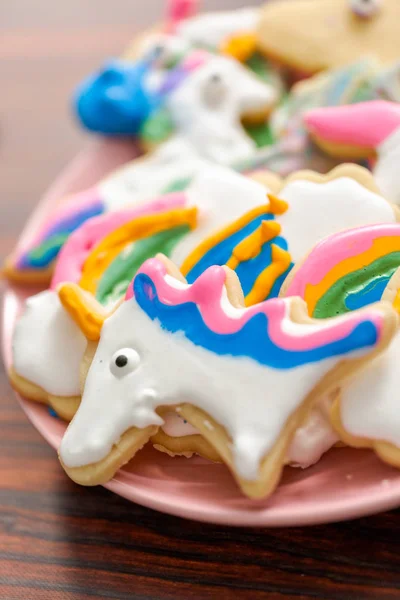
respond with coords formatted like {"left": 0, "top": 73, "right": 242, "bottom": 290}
{"left": 304, "top": 100, "right": 400, "bottom": 152}
{"left": 57, "top": 283, "right": 107, "bottom": 341}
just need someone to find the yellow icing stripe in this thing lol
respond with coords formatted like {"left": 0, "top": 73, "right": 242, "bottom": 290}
{"left": 267, "top": 194, "right": 289, "bottom": 215}
{"left": 220, "top": 33, "right": 258, "bottom": 62}
{"left": 304, "top": 236, "right": 400, "bottom": 315}
{"left": 58, "top": 283, "right": 106, "bottom": 341}
{"left": 245, "top": 244, "right": 292, "bottom": 307}
{"left": 180, "top": 204, "right": 270, "bottom": 277}
{"left": 80, "top": 208, "right": 197, "bottom": 295}
{"left": 227, "top": 221, "right": 281, "bottom": 270}
{"left": 393, "top": 289, "right": 400, "bottom": 315}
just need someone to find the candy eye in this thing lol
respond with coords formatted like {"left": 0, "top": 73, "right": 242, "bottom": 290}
{"left": 110, "top": 348, "right": 140, "bottom": 377}
{"left": 202, "top": 72, "right": 228, "bottom": 108}
{"left": 349, "top": 0, "right": 382, "bottom": 18}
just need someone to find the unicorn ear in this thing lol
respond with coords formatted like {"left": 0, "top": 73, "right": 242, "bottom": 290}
{"left": 57, "top": 283, "right": 107, "bottom": 341}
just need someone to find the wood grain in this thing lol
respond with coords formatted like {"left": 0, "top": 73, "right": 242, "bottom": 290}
{"left": 2, "top": 2, "right": 400, "bottom": 599}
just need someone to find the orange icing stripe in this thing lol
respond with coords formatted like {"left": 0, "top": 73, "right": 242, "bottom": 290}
{"left": 220, "top": 33, "right": 258, "bottom": 63}
{"left": 80, "top": 208, "right": 197, "bottom": 295}
{"left": 245, "top": 244, "right": 292, "bottom": 306}
{"left": 267, "top": 194, "right": 289, "bottom": 215}
{"left": 226, "top": 220, "right": 281, "bottom": 271}
{"left": 304, "top": 236, "right": 400, "bottom": 315}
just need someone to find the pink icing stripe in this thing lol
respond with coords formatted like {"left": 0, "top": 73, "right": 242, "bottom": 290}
{"left": 285, "top": 224, "right": 400, "bottom": 299}
{"left": 51, "top": 192, "right": 187, "bottom": 288}
{"left": 24, "top": 186, "right": 102, "bottom": 252}
{"left": 304, "top": 101, "right": 400, "bottom": 148}
{"left": 135, "top": 259, "right": 384, "bottom": 351}
{"left": 182, "top": 50, "right": 210, "bottom": 71}
{"left": 166, "top": 0, "right": 198, "bottom": 31}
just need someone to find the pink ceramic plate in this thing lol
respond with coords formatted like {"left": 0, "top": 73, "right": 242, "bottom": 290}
{"left": 4, "top": 140, "right": 400, "bottom": 527}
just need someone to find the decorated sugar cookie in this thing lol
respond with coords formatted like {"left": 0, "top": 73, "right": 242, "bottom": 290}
{"left": 330, "top": 268, "right": 400, "bottom": 469}
{"left": 257, "top": 0, "right": 400, "bottom": 76}
{"left": 304, "top": 100, "right": 400, "bottom": 205}
{"left": 281, "top": 223, "right": 400, "bottom": 465}
{"left": 56, "top": 255, "right": 397, "bottom": 497}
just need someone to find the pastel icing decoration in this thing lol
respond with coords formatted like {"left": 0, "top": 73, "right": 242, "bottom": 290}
{"left": 330, "top": 268, "right": 400, "bottom": 469}
{"left": 57, "top": 255, "right": 396, "bottom": 497}
{"left": 304, "top": 100, "right": 400, "bottom": 205}
{"left": 74, "top": 57, "right": 162, "bottom": 136}
{"left": 284, "top": 224, "right": 400, "bottom": 319}
{"left": 257, "top": 0, "right": 400, "bottom": 75}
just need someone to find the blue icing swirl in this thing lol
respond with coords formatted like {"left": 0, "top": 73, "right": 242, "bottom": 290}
{"left": 133, "top": 274, "right": 378, "bottom": 370}
{"left": 185, "top": 212, "right": 274, "bottom": 283}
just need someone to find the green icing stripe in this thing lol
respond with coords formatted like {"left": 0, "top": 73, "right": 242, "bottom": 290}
{"left": 162, "top": 177, "right": 192, "bottom": 194}
{"left": 28, "top": 232, "right": 69, "bottom": 264}
{"left": 140, "top": 108, "right": 175, "bottom": 145}
{"left": 313, "top": 252, "right": 400, "bottom": 319}
{"left": 95, "top": 224, "right": 190, "bottom": 306}
{"left": 245, "top": 121, "right": 274, "bottom": 148}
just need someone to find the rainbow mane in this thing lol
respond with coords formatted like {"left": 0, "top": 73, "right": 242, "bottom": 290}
{"left": 285, "top": 224, "right": 400, "bottom": 318}
{"left": 128, "top": 258, "right": 382, "bottom": 369}
{"left": 50, "top": 193, "right": 186, "bottom": 289}
{"left": 16, "top": 191, "right": 104, "bottom": 271}
{"left": 182, "top": 198, "right": 293, "bottom": 306}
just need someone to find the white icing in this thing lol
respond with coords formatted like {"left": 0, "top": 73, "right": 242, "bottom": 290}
{"left": 59, "top": 296, "right": 369, "bottom": 479}
{"left": 99, "top": 138, "right": 211, "bottom": 211}
{"left": 340, "top": 333, "right": 400, "bottom": 445}
{"left": 166, "top": 55, "right": 276, "bottom": 165}
{"left": 99, "top": 54, "right": 275, "bottom": 211}
{"left": 278, "top": 177, "right": 395, "bottom": 263}
{"left": 375, "top": 125, "right": 400, "bottom": 205}
{"left": 288, "top": 405, "right": 338, "bottom": 468}
{"left": 161, "top": 411, "right": 198, "bottom": 437}
{"left": 12, "top": 291, "right": 86, "bottom": 397}
{"left": 176, "top": 8, "right": 259, "bottom": 49}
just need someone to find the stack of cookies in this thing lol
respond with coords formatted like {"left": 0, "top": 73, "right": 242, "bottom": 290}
{"left": 6, "top": 0, "right": 400, "bottom": 500}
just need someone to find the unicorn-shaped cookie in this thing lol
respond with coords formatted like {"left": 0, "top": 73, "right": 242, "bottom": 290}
{"left": 56, "top": 255, "right": 397, "bottom": 497}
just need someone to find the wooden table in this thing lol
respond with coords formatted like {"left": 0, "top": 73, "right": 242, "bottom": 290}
{"left": 1, "top": 2, "right": 399, "bottom": 598}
